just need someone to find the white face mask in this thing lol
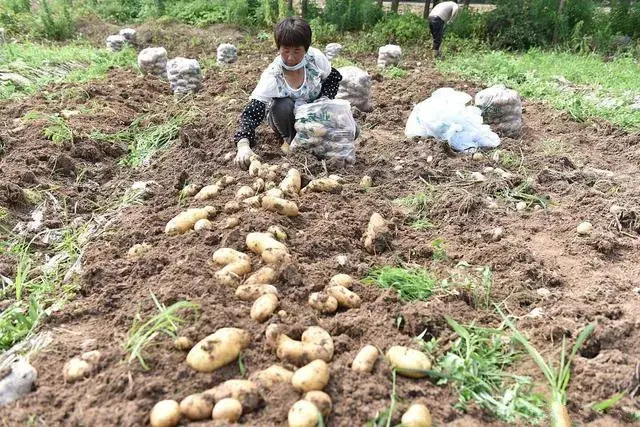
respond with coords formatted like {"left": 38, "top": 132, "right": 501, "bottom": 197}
{"left": 278, "top": 55, "right": 307, "bottom": 71}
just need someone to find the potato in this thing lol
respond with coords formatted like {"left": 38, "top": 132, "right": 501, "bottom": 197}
{"left": 63, "top": 357, "right": 92, "bottom": 382}
{"left": 249, "top": 160, "right": 262, "bottom": 177}
{"left": 268, "top": 225, "right": 288, "bottom": 241}
{"left": 301, "top": 327, "right": 334, "bottom": 361}
{"left": 292, "top": 360, "right": 330, "bottom": 392}
{"left": 186, "top": 328, "right": 250, "bottom": 372}
{"left": 212, "top": 398, "right": 242, "bottom": 422}
{"left": 221, "top": 175, "right": 235, "bottom": 186}
{"left": 194, "top": 184, "right": 222, "bottom": 201}
{"left": 194, "top": 218, "right": 214, "bottom": 231}
{"left": 288, "top": 400, "right": 321, "bottom": 427}
{"left": 243, "top": 195, "right": 263, "bottom": 208}
{"left": 328, "top": 174, "right": 345, "bottom": 184}
{"left": 308, "top": 292, "right": 338, "bottom": 314}
{"left": 224, "top": 200, "right": 241, "bottom": 213}
{"left": 127, "top": 243, "right": 151, "bottom": 258}
{"left": 276, "top": 326, "right": 333, "bottom": 366}
{"left": 363, "top": 212, "right": 391, "bottom": 254}
{"left": 265, "top": 181, "right": 277, "bottom": 190}
{"left": 205, "top": 379, "right": 261, "bottom": 411}
{"left": 150, "top": 400, "right": 181, "bottom": 427}
{"left": 386, "top": 346, "right": 432, "bottom": 378}
{"left": 236, "top": 185, "right": 255, "bottom": 200}
{"left": 174, "top": 336, "right": 193, "bottom": 351}
{"left": 280, "top": 168, "right": 301, "bottom": 196}
{"left": 222, "top": 217, "right": 240, "bottom": 229}
{"left": 281, "top": 141, "right": 291, "bottom": 154}
{"left": 329, "top": 274, "right": 356, "bottom": 289}
{"left": 266, "top": 170, "right": 279, "bottom": 182}
{"left": 80, "top": 350, "right": 101, "bottom": 365}
{"left": 165, "top": 206, "right": 216, "bottom": 235}
{"left": 180, "top": 393, "right": 213, "bottom": 421}
{"left": 262, "top": 196, "right": 299, "bottom": 217}
{"left": 266, "top": 188, "right": 285, "bottom": 198}
{"left": 401, "top": 403, "right": 432, "bottom": 427}
{"left": 352, "top": 344, "right": 379, "bottom": 373}
{"left": 236, "top": 284, "right": 278, "bottom": 301}
{"left": 212, "top": 248, "right": 250, "bottom": 265}
{"left": 265, "top": 323, "right": 285, "bottom": 349}
{"left": 244, "top": 266, "right": 278, "bottom": 285}
{"left": 302, "top": 178, "right": 342, "bottom": 194}
{"left": 214, "top": 254, "right": 252, "bottom": 286}
{"left": 326, "top": 285, "right": 361, "bottom": 308}
{"left": 250, "top": 364, "right": 294, "bottom": 390}
{"left": 250, "top": 293, "right": 279, "bottom": 323}
{"left": 360, "top": 175, "right": 373, "bottom": 188}
{"left": 181, "top": 183, "right": 200, "bottom": 197}
{"left": 304, "top": 391, "right": 332, "bottom": 417}
{"left": 246, "top": 232, "right": 290, "bottom": 265}
{"left": 253, "top": 178, "right": 265, "bottom": 192}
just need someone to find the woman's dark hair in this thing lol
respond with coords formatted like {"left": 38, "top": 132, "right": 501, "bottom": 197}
{"left": 274, "top": 17, "right": 312, "bottom": 51}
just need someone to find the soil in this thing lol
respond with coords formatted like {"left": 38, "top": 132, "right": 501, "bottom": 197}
{"left": 1, "top": 23, "right": 639, "bottom": 427}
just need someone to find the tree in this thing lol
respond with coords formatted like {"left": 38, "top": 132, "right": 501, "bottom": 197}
{"left": 423, "top": 0, "right": 439, "bottom": 19}
{"left": 463, "top": 0, "right": 471, "bottom": 7}
{"left": 287, "top": 0, "right": 293, "bottom": 13}
{"left": 552, "top": 0, "right": 566, "bottom": 44}
{"left": 302, "top": 0, "right": 308, "bottom": 16}
{"left": 391, "top": 0, "right": 400, "bottom": 13}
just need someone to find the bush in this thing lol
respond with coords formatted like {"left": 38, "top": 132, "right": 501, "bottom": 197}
{"left": 371, "top": 12, "right": 429, "bottom": 45}
{"left": 486, "top": 0, "right": 558, "bottom": 50}
{"left": 36, "top": 0, "right": 75, "bottom": 41}
{"left": 309, "top": 17, "right": 338, "bottom": 45}
{"left": 323, "top": 0, "right": 382, "bottom": 32}
{"left": 449, "top": 8, "right": 488, "bottom": 40}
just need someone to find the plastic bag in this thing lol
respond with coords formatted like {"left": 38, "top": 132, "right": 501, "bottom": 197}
{"left": 405, "top": 88, "right": 500, "bottom": 152}
{"left": 336, "top": 66, "right": 373, "bottom": 112}
{"left": 291, "top": 99, "right": 356, "bottom": 167}
{"left": 475, "top": 85, "right": 522, "bottom": 138}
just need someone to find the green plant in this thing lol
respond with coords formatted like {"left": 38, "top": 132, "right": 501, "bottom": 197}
{"left": 37, "top": 0, "right": 75, "bottom": 41}
{"left": 371, "top": 12, "right": 428, "bottom": 45}
{"left": 394, "top": 187, "right": 435, "bottom": 230}
{"left": 591, "top": 392, "right": 626, "bottom": 413}
{"left": 436, "top": 318, "right": 547, "bottom": 423}
{"left": 497, "top": 180, "right": 550, "bottom": 210}
{"left": 442, "top": 262, "right": 493, "bottom": 309}
{"left": 125, "top": 293, "right": 199, "bottom": 370}
{"left": 364, "top": 266, "right": 439, "bottom": 301}
{"left": 500, "top": 309, "right": 596, "bottom": 427}
{"left": 322, "top": 0, "right": 382, "bottom": 32}
{"left": 43, "top": 115, "right": 73, "bottom": 144}
{"left": 431, "top": 238, "right": 447, "bottom": 262}
{"left": 382, "top": 66, "right": 407, "bottom": 79}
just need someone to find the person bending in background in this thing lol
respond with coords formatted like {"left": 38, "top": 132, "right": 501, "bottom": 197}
{"left": 428, "top": 1, "right": 460, "bottom": 59}
{"left": 232, "top": 17, "right": 342, "bottom": 168}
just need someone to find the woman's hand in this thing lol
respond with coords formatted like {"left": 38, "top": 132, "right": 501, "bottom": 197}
{"left": 233, "top": 139, "right": 255, "bottom": 169}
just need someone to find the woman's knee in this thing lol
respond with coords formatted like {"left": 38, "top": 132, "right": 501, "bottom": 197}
{"left": 270, "top": 97, "right": 295, "bottom": 118}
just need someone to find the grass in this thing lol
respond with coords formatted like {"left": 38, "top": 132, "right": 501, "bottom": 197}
{"left": 25, "top": 112, "right": 73, "bottom": 144}
{"left": 499, "top": 309, "right": 596, "bottom": 427}
{"left": 497, "top": 180, "right": 550, "bottom": 210}
{"left": 0, "top": 42, "right": 137, "bottom": 100}
{"left": 434, "top": 318, "right": 547, "bottom": 424}
{"left": 124, "top": 293, "right": 199, "bottom": 370}
{"left": 442, "top": 262, "right": 493, "bottom": 310}
{"left": 364, "top": 266, "right": 440, "bottom": 301}
{"left": 381, "top": 66, "right": 408, "bottom": 79}
{"left": 438, "top": 40, "right": 640, "bottom": 131}
{"left": 92, "top": 109, "right": 199, "bottom": 167}
{"left": 394, "top": 187, "right": 435, "bottom": 230}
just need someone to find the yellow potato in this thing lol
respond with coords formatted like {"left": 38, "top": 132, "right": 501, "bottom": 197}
{"left": 401, "top": 403, "right": 432, "bottom": 427}
{"left": 262, "top": 195, "right": 299, "bottom": 217}
{"left": 235, "top": 284, "right": 278, "bottom": 301}
{"left": 222, "top": 217, "right": 240, "bottom": 229}
{"left": 301, "top": 327, "right": 334, "bottom": 361}
{"left": 63, "top": 357, "right": 92, "bottom": 382}
{"left": 165, "top": 206, "right": 216, "bottom": 235}
{"left": 265, "top": 181, "right": 277, "bottom": 190}
{"left": 352, "top": 345, "right": 379, "bottom": 373}
{"left": 304, "top": 391, "right": 332, "bottom": 417}
{"left": 302, "top": 178, "right": 342, "bottom": 194}
{"left": 194, "top": 218, "right": 214, "bottom": 231}
{"left": 329, "top": 274, "right": 357, "bottom": 289}
{"left": 328, "top": 174, "right": 345, "bottom": 184}
{"left": 224, "top": 200, "right": 241, "bottom": 213}
{"left": 267, "top": 225, "right": 288, "bottom": 241}
{"left": 212, "top": 398, "right": 243, "bottom": 422}
{"left": 179, "top": 393, "right": 213, "bottom": 421}
{"left": 235, "top": 185, "right": 255, "bottom": 200}
{"left": 249, "top": 159, "right": 262, "bottom": 177}
{"left": 186, "top": 328, "right": 250, "bottom": 373}
{"left": 150, "top": 400, "right": 181, "bottom": 427}
{"left": 308, "top": 292, "right": 338, "bottom": 314}
{"left": 194, "top": 184, "right": 222, "bottom": 201}
{"left": 266, "top": 188, "right": 285, "bottom": 198}
{"left": 243, "top": 195, "right": 263, "bottom": 208}
{"left": 364, "top": 212, "right": 390, "bottom": 254}
{"left": 385, "top": 346, "right": 432, "bottom": 378}
{"left": 205, "top": 379, "right": 261, "bottom": 412}
{"left": 127, "top": 243, "right": 151, "bottom": 258}
{"left": 265, "top": 323, "right": 285, "bottom": 349}
{"left": 276, "top": 332, "right": 332, "bottom": 366}
{"left": 279, "top": 168, "right": 302, "bottom": 197}
{"left": 181, "top": 183, "right": 200, "bottom": 197}
{"left": 250, "top": 293, "right": 279, "bottom": 323}
{"left": 288, "top": 400, "right": 321, "bottom": 427}
{"left": 221, "top": 175, "right": 235, "bottom": 186}
{"left": 246, "top": 232, "right": 290, "bottom": 265}
{"left": 360, "top": 175, "right": 373, "bottom": 188}
{"left": 174, "top": 336, "right": 193, "bottom": 351}
{"left": 292, "top": 360, "right": 330, "bottom": 392}
{"left": 326, "top": 285, "right": 361, "bottom": 308}
{"left": 80, "top": 350, "right": 101, "bottom": 365}
{"left": 212, "top": 248, "right": 250, "bottom": 265}
{"left": 249, "top": 364, "right": 294, "bottom": 390}
{"left": 244, "top": 266, "right": 278, "bottom": 285}
{"left": 253, "top": 178, "right": 265, "bottom": 192}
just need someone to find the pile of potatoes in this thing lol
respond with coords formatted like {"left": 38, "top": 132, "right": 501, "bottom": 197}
{"left": 308, "top": 274, "right": 361, "bottom": 314}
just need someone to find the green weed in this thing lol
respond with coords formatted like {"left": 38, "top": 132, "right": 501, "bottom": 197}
{"left": 43, "top": 115, "right": 73, "bottom": 144}
{"left": 382, "top": 66, "right": 408, "bottom": 79}
{"left": 431, "top": 238, "right": 447, "bottom": 262}
{"left": 394, "top": 188, "right": 435, "bottom": 230}
{"left": 442, "top": 262, "right": 494, "bottom": 310}
{"left": 591, "top": 392, "right": 625, "bottom": 413}
{"left": 364, "top": 266, "right": 439, "bottom": 301}
{"left": 497, "top": 180, "right": 550, "bottom": 210}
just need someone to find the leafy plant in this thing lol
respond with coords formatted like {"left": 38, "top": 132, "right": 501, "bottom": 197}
{"left": 43, "top": 115, "right": 73, "bottom": 144}
{"left": 382, "top": 66, "right": 407, "bottom": 79}
{"left": 365, "top": 266, "right": 439, "bottom": 301}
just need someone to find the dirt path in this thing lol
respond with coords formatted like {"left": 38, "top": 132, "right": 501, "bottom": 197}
{"left": 0, "top": 41, "right": 639, "bottom": 426}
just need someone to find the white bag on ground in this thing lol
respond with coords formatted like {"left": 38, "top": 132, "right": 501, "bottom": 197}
{"left": 167, "top": 57, "right": 202, "bottom": 94}
{"left": 138, "top": 47, "right": 168, "bottom": 78}
{"left": 106, "top": 35, "right": 125, "bottom": 52}
{"left": 325, "top": 43, "right": 343, "bottom": 60}
{"left": 291, "top": 99, "right": 357, "bottom": 167}
{"left": 336, "top": 66, "right": 373, "bottom": 112}
{"left": 377, "top": 44, "right": 402, "bottom": 68}
{"left": 217, "top": 43, "right": 237, "bottom": 64}
{"left": 405, "top": 87, "right": 501, "bottom": 153}
{"left": 474, "top": 85, "right": 522, "bottom": 138}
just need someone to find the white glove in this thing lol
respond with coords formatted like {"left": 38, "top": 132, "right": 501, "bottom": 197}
{"left": 233, "top": 139, "right": 254, "bottom": 169}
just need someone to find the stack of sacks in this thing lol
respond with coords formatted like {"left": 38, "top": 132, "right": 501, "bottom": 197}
{"left": 138, "top": 47, "right": 168, "bottom": 78}
{"left": 217, "top": 43, "right": 237, "bottom": 64}
{"left": 167, "top": 57, "right": 202, "bottom": 94}
{"left": 336, "top": 66, "right": 373, "bottom": 112}
{"left": 474, "top": 85, "right": 523, "bottom": 138}
{"left": 106, "top": 35, "right": 126, "bottom": 52}
{"left": 377, "top": 44, "right": 402, "bottom": 68}
{"left": 119, "top": 28, "right": 136, "bottom": 44}
{"left": 324, "top": 43, "right": 343, "bottom": 60}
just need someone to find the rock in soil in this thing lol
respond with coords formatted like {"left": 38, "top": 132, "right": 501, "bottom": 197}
{"left": 0, "top": 358, "right": 37, "bottom": 406}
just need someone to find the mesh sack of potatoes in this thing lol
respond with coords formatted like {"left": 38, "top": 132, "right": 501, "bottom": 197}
{"left": 217, "top": 43, "right": 237, "bottom": 65}
{"left": 119, "top": 28, "right": 136, "bottom": 44}
{"left": 138, "top": 47, "right": 168, "bottom": 78}
{"left": 474, "top": 85, "right": 523, "bottom": 138}
{"left": 324, "top": 43, "right": 343, "bottom": 60}
{"left": 167, "top": 57, "right": 202, "bottom": 94}
{"left": 336, "top": 66, "right": 373, "bottom": 113}
{"left": 377, "top": 44, "right": 402, "bottom": 68}
{"left": 106, "top": 35, "right": 126, "bottom": 52}
{"left": 290, "top": 99, "right": 357, "bottom": 168}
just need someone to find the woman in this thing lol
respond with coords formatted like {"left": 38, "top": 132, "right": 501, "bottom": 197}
{"left": 233, "top": 17, "right": 343, "bottom": 168}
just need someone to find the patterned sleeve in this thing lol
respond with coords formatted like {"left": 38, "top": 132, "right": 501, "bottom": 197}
{"left": 319, "top": 67, "right": 342, "bottom": 99}
{"left": 233, "top": 99, "right": 267, "bottom": 146}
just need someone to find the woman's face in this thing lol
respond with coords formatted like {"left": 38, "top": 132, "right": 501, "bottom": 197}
{"left": 279, "top": 45, "right": 306, "bottom": 67}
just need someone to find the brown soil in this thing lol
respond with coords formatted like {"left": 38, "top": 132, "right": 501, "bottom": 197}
{"left": 1, "top": 31, "right": 639, "bottom": 427}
